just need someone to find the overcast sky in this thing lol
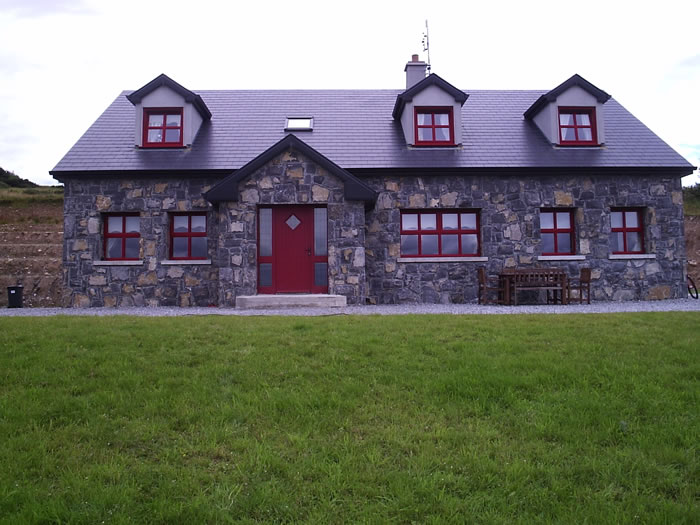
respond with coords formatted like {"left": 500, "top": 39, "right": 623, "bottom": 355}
{"left": 1, "top": 0, "right": 698, "bottom": 186}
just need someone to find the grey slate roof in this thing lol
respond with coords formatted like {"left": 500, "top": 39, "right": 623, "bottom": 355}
{"left": 51, "top": 87, "right": 695, "bottom": 176}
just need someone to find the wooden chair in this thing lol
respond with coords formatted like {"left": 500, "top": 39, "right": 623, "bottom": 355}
{"left": 478, "top": 267, "right": 503, "bottom": 305}
{"left": 568, "top": 268, "right": 592, "bottom": 304}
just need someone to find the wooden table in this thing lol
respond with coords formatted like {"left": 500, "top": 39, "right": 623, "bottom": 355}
{"left": 499, "top": 268, "right": 568, "bottom": 305}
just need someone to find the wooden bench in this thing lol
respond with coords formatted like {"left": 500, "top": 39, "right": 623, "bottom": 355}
{"left": 502, "top": 269, "right": 568, "bottom": 305}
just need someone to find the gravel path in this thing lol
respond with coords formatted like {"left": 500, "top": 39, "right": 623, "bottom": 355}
{"left": 2, "top": 299, "right": 699, "bottom": 317}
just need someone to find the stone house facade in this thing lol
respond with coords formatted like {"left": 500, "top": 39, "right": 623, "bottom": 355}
{"left": 52, "top": 57, "right": 695, "bottom": 307}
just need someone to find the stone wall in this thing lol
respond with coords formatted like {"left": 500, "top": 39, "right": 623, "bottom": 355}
{"left": 62, "top": 177, "right": 220, "bottom": 307}
{"left": 216, "top": 149, "right": 367, "bottom": 306}
{"left": 364, "top": 173, "right": 686, "bottom": 303}
{"left": 61, "top": 169, "right": 686, "bottom": 307}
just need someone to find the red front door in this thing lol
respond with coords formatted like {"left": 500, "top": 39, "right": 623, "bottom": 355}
{"left": 258, "top": 206, "right": 328, "bottom": 294}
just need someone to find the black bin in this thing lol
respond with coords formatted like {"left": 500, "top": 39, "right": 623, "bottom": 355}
{"left": 7, "top": 286, "right": 23, "bottom": 308}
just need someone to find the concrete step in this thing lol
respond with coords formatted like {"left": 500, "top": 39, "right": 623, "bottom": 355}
{"left": 236, "top": 294, "right": 347, "bottom": 309}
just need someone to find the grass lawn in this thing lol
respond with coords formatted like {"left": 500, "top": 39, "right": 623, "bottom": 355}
{"left": 0, "top": 313, "right": 698, "bottom": 523}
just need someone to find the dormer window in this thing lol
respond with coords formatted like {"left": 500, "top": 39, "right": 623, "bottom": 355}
{"left": 415, "top": 107, "right": 454, "bottom": 146}
{"left": 143, "top": 108, "right": 183, "bottom": 147}
{"left": 558, "top": 107, "right": 597, "bottom": 145}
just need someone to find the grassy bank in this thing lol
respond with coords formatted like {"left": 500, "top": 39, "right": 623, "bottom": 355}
{"left": 0, "top": 313, "right": 697, "bottom": 523}
{"left": 0, "top": 186, "right": 63, "bottom": 207}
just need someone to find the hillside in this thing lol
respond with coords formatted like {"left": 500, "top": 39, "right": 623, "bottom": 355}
{"left": 0, "top": 167, "right": 38, "bottom": 188}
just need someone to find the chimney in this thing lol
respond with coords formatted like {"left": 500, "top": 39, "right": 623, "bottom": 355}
{"left": 404, "top": 54, "right": 427, "bottom": 89}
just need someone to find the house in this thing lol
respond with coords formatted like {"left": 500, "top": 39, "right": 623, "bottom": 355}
{"left": 51, "top": 56, "right": 695, "bottom": 307}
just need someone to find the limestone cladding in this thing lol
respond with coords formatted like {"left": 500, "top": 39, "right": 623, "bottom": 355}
{"left": 62, "top": 177, "right": 220, "bottom": 307}
{"left": 216, "top": 149, "right": 367, "bottom": 306}
{"left": 364, "top": 173, "right": 686, "bottom": 303}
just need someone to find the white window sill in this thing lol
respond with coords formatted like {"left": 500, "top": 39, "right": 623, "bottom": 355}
{"left": 93, "top": 260, "right": 144, "bottom": 266}
{"left": 397, "top": 256, "right": 488, "bottom": 263}
{"left": 161, "top": 259, "right": 212, "bottom": 265}
{"left": 537, "top": 255, "right": 586, "bottom": 261}
{"left": 608, "top": 254, "right": 656, "bottom": 260}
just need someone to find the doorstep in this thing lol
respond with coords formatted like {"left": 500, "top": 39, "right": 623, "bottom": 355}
{"left": 235, "top": 294, "right": 347, "bottom": 309}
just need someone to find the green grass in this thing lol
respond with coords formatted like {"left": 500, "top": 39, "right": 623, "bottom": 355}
{"left": 0, "top": 314, "right": 698, "bottom": 523}
{"left": 684, "top": 184, "right": 700, "bottom": 216}
{"left": 0, "top": 186, "right": 63, "bottom": 206}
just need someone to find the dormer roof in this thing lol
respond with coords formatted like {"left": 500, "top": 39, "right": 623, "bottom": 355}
{"left": 126, "top": 73, "right": 212, "bottom": 120}
{"left": 524, "top": 73, "right": 611, "bottom": 120}
{"left": 392, "top": 73, "right": 468, "bottom": 120}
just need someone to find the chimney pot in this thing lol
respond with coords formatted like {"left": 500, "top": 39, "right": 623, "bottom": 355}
{"left": 412, "top": 54, "right": 419, "bottom": 62}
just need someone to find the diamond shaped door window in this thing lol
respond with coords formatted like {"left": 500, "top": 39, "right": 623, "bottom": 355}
{"left": 286, "top": 214, "right": 301, "bottom": 230}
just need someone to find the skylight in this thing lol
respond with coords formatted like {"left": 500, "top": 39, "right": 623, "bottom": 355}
{"left": 285, "top": 117, "right": 313, "bottom": 131}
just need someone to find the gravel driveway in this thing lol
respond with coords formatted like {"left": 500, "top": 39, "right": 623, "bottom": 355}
{"left": 2, "top": 299, "right": 699, "bottom": 317}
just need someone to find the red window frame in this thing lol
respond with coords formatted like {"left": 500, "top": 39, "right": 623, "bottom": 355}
{"left": 143, "top": 108, "right": 183, "bottom": 148}
{"left": 540, "top": 209, "right": 575, "bottom": 255}
{"left": 170, "top": 213, "right": 207, "bottom": 260}
{"left": 558, "top": 107, "right": 597, "bottom": 145}
{"left": 611, "top": 208, "right": 644, "bottom": 254}
{"left": 103, "top": 213, "right": 140, "bottom": 261}
{"left": 414, "top": 106, "right": 455, "bottom": 146}
{"left": 400, "top": 210, "right": 480, "bottom": 257}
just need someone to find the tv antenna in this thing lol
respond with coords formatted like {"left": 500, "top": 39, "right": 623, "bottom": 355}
{"left": 422, "top": 20, "right": 431, "bottom": 74}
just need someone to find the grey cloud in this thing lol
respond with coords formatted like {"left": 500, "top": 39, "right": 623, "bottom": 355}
{"left": 679, "top": 55, "right": 700, "bottom": 68}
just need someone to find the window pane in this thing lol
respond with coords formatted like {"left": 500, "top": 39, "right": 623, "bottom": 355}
{"left": 402, "top": 214, "right": 418, "bottom": 231}
{"left": 441, "top": 234, "right": 459, "bottom": 254}
{"left": 173, "top": 237, "right": 188, "bottom": 258}
{"left": 164, "top": 129, "right": 181, "bottom": 142}
{"left": 577, "top": 113, "right": 590, "bottom": 126}
{"left": 612, "top": 232, "right": 623, "bottom": 252}
{"left": 108, "top": 216, "right": 123, "bottom": 233}
{"left": 259, "top": 208, "right": 272, "bottom": 257}
{"left": 125, "top": 238, "right": 139, "bottom": 258}
{"left": 435, "top": 127, "right": 450, "bottom": 141}
{"left": 147, "top": 129, "right": 162, "bottom": 142}
{"left": 442, "top": 213, "right": 458, "bottom": 230}
{"left": 435, "top": 113, "right": 449, "bottom": 125}
{"left": 148, "top": 114, "right": 163, "bottom": 127}
{"left": 625, "top": 211, "right": 639, "bottom": 228}
{"left": 314, "top": 208, "right": 327, "bottom": 256}
{"left": 578, "top": 128, "right": 592, "bottom": 141}
{"left": 421, "top": 213, "right": 436, "bottom": 230}
{"left": 401, "top": 235, "right": 418, "bottom": 255}
{"left": 557, "top": 233, "right": 571, "bottom": 253}
{"left": 542, "top": 233, "right": 555, "bottom": 253}
{"left": 166, "top": 114, "right": 181, "bottom": 127}
{"left": 461, "top": 234, "right": 478, "bottom": 255}
{"left": 556, "top": 212, "right": 570, "bottom": 229}
{"left": 125, "top": 216, "right": 139, "bottom": 233}
{"left": 627, "top": 232, "right": 641, "bottom": 252}
{"left": 422, "top": 234, "right": 439, "bottom": 255}
{"left": 561, "top": 128, "right": 576, "bottom": 141}
{"left": 418, "top": 128, "right": 433, "bottom": 141}
{"left": 259, "top": 263, "right": 272, "bottom": 287}
{"left": 191, "top": 237, "right": 207, "bottom": 258}
{"left": 173, "top": 215, "right": 189, "bottom": 233}
{"left": 417, "top": 113, "right": 431, "bottom": 125}
{"left": 540, "top": 212, "right": 553, "bottom": 230}
{"left": 461, "top": 213, "right": 477, "bottom": 230}
{"left": 559, "top": 113, "right": 574, "bottom": 126}
{"left": 191, "top": 215, "right": 206, "bottom": 233}
{"left": 107, "top": 238, "right": 122, "bottom": 259}
{"left": 287, "top": 118, "right": 312, "bottom": 129}
{"left": 314, "top": 263, "right": 328, "bottom": 287}
{"left": 611, "top": 211, "right": 623, "bottom": 229}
